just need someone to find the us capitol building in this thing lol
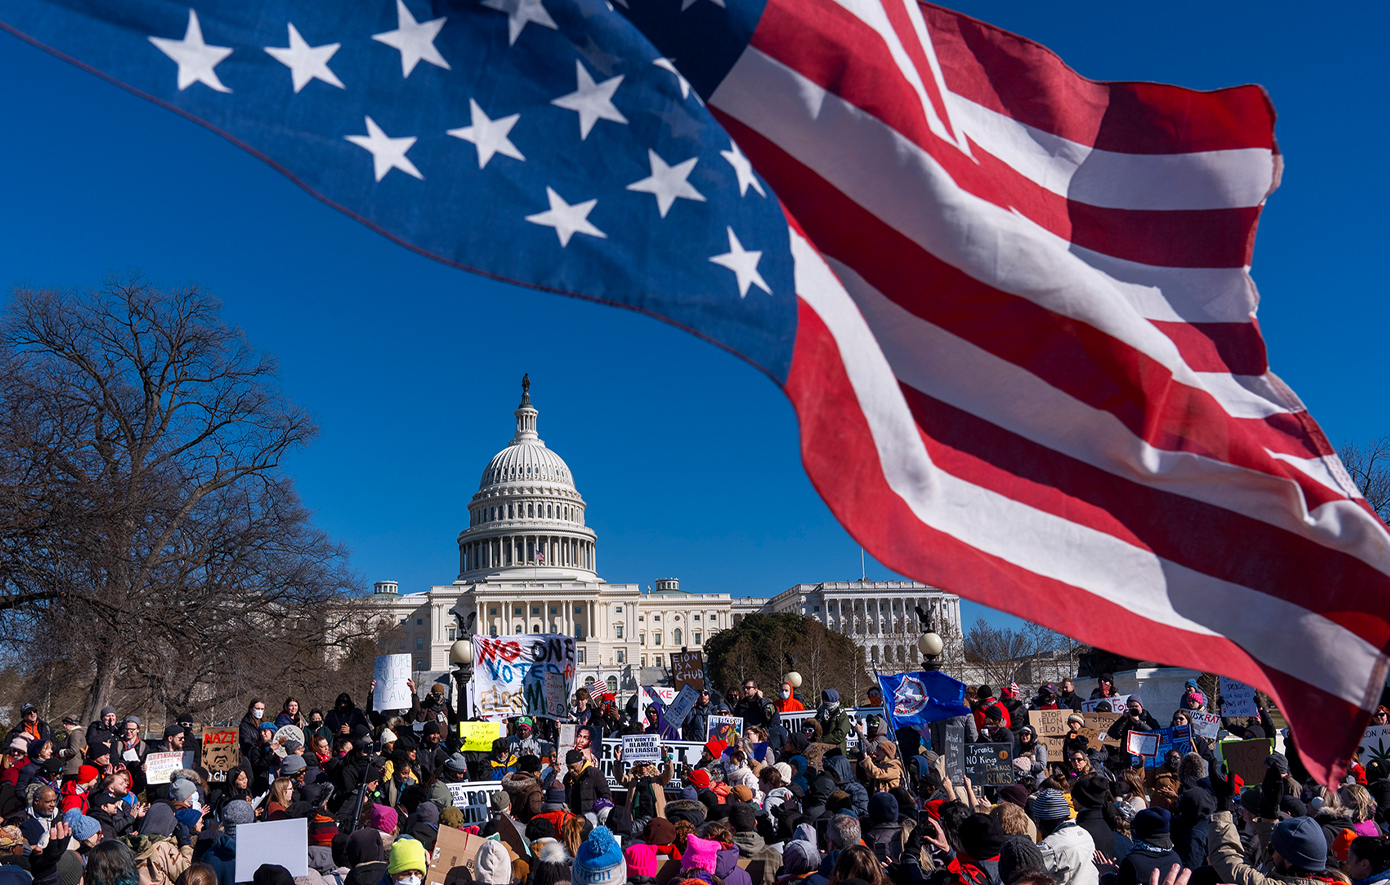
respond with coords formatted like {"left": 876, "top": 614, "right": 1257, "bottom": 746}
{"left": 370, "top": 378, "right": 963, "bottom": 698}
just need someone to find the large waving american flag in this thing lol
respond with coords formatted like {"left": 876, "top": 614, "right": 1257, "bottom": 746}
{"left": 3, "top": 0, "right": 1385, "bottom": 782}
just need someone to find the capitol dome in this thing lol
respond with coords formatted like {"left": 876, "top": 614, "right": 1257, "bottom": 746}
{"left": 457, "top": 377, "right": 598, "bottom": 580}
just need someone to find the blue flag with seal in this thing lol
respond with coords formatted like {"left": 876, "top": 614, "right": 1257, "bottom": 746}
{"left": 876, "top": 670, "right": 971, "bottom": 733}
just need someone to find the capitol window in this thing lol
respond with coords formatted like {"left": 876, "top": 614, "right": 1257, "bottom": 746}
{"left": 550, "top": 607, "right": 557, "bottom": 614}
{"left": 654, "top": 631, "right": 662, "bottom": 645}
{"left": 654, "top": 615, "right": 660, "bottom": 622}
{"left": 532, "top": 607, "right": 540, "bottom": 615}
{"left": 448, "top": 628, "right": 456, "bottom": 640}
{"left": 515, "top": 624, "right": 522, "bottom": 633}
{"left": 694, "top": 631, "right": 701, "bottom": 645}
{"left": 514, "top": 607, "right": 522, "bottom": 615}
{"left": 615, "top": 605, "right": 622, "bottom": 613}
{"left": 532, "top": 625, "right": 540, "bottom": 633}
{"left": 641, "top": 656, "right": 647, "bottom": 667}
{"left": 616, "top": 651, "right": 625, "bottom": 664}
{"left": 574, "top": 606, "right": 582, "bottom": 614}
{"left": 694, "top": 615, "right": 700, "bottom": 621}
{"left": 673, "top": 628, "right": 682, "bottom": 644}
{"left": 528, "top": 504, "right": 534, "bottom": 517}
{"left": 639, "top": 632, "right": 645, "bottom": 645}
{"left": 416, "top": 637, "right": 424, "bottom": 649}
{"left": 616, "top": 626, "right": 623, "bottom": 638}
{"left": 655, "top": 655, "right": 663, "bottom": 667}
{"left": 489, "top": 607, "right": 497, "bottom": 615}
{"left": 577, "top": 648, "right": 585, "bottom": 663}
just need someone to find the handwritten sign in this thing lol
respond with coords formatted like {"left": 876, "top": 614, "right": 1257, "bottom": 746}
{"left": 941, "top": 722, "right": 965, "bottom": 783}
{"left": 144, "top": 752, "right": 184, "bottom": 785}
{"left": 1028, "top": 710, "right": 1068, "bottom": 759}
{"left": 1127, "top": 731, "right": 1159, "bottom": 757}
{"left": 459, "top": 721, "right": 505, "bottom": 753}
{"left": 1081, "top": 712, "right": 1123, "bottom": 748}
{"left": 1187, "top": 711, "right": 1222, "bottom": 740}
{"left": 671, "top": 652, "right": 705, "bottom": 691}
{"left": 472, "top": 634, "right": 577, "bottom": 721}
{"left": 1080, "top": 698, "right": 1121, "bottom": 713}
{"left": 1360, "top": 725, "right": 1390, "bottom": 766}
{"left": 1219, "top": 738, "right": 1272, "bottom": 786}
{"left": 622, "top": 734, "right": 662, "bottom": 763}
{"left": 1220, "top": 678, "right": 1258, "bottom": 718}
{"left": 373, "top": 654, "right": 414, "bottom": 711}
{"left": 964, "top": 743, "right": 1015, "bottom": 787}
{"left": 201, "top": 728, "right": 239, "bottom": 773}
{"left": 272, "top": 725, "right": 304, "bottom": 758}
{"left": 428, "top": 824, "right": 487, "bottom": 885}
{"left": 665, "top": 683, "right": 700, "bottom": 728}
{"left": 707, "top": 715, "right": 743, "bottom": 746}
{"left": 235, "top": 818, "right": 308, "bottom": 881}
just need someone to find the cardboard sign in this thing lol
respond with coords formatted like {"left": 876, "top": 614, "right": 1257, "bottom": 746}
{"left": 707, "top": 715, "right": 743, "bottom": 745}
{"left": 1080, "top": 697, "right": 1122, "bottom": 713}
{"left": 665, "top": 683, "right": 700, "bottom": 727}
{"left": 1219, "top": 738, "right": 1272, "bottom": 786}
{"left": 671, "top": 652, "right": 705, "bottom": 691}
{"left": 1127, "top": 731, "right": 1159, "bottom": 757}
{"left": 1359, "top": 726, "right": 1390, "bottom": 766}
{"left": 497, "top": 813, "right": 531, "bottom": 859}
{"left": 459, "top": 721, "right": 505, "bottom": 753}
{"left": 428, "top": 824, "right": 487, "bottom": 885}
{"left": 201, "top": 728, "right": 239, "bottom": 772}
{"left": 272, "top": 725, "right": 304, "bottom": 758}
{"left": 144, "top": 751, "right": 185, "bottom": 785}
{"left": 373, "top": 654, "right": 414, "bottom": 711}
{"left": 1081, "top": 712, "right": 1123, "bottom": 748}
{"left": 1220, "top": 678, "right": 1258, "bottom": 718}
{"left": 1187, "top": 711, "right": 1222, "bottom": 740}
{"left": 622, "top": 733, "right": 662, "bottom": 763}
{"left": 804, "top": 741, "right": 836, "bottom": 771}
{"left": 963, "top": 742, "right": 1015, "bottom": 786}
{"left": 472, "top": 634, "right": 578, "bottom": 721}
{"left": 1028, "top": 710, "right": 1069, "bottom": 736}
{"left": 235, "top": 818, "right": 308, "bottom": 881}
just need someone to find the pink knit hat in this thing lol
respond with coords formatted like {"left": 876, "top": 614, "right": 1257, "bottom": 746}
{"left": 680, "top": 835, "right": 720, "bottom": 874}
{"left": 626, "top": 843, "right": 659, "bottom": 878}
{"left": 368, "top": 803, "right": 399, "bottom": 833}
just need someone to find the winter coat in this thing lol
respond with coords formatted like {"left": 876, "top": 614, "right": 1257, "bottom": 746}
{"left": 817, "top": 708, "right": 853, "bottom": 752}
{"left": 5, "top": 720, "right": 54, "bottom": 747}
{"left": 564, "top": 762, "right": 611, "bottom": 814}
{"left": 1207, "top": 810, "right": 1331, "bottom": 885}
{"left": 501, "top": 772, "right": 544, "bottom": 822}
{"left": 1118, "top": 841, "right": 1182, "bottom": 885}
{"left": 1074, "top": 807, "right": 1114, "bottom": 858}
{"left": 58, "top": 727, "right": 86, "bottom": 779}
{"left": 1106, "top": 711, "right": 1162, "bottom": 750}
{"left": 1172, "top": 789, "right": 1215, "bottom": 870}
{"left": 1038, "top": 822, "right": 1098, "bottom": 885}
{"left": 684, "top": 704, "right": 711, "bottom": 743}
{"left": 734, "top": 831, "right": 783, "bottom": 885}
{"left": 717, "top": 846, "right": 755, "bottom": 885}
{"left": 127, "top": 835, "right": 193, "bottom": 885}
{"left": 859, "top": 755, "right": 904, "bottom": 791}
{"left": 204, "top": 833, "right": 237, "bottom": 885}
{"left": 972, "top": 698, "right": 1010, "bottom": 732}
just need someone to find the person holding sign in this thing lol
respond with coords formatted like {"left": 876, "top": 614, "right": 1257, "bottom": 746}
{"left": 613, "top": 743, "right": 673, "bottom": 820}
{"left": 1106, "top": 696, "right": 1160, "bottom": 758}
{"left": 1168, "top": 711, "right": 1215, "bottom": 768}
{"left": 563, "top": 748, "right": 611, "bottom": 819}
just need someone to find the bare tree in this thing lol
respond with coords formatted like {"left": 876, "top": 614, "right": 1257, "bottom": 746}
{"left": 0, "top": 277, "right": 367, "bottom": 721}
{"left": 1337, "top": 437, "right": 1390, "bottom": 523}
{"left": 963, "top": 618, "right": 1074, "bottom": 691}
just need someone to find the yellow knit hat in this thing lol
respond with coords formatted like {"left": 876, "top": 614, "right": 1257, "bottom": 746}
{"left": 387, "top": 837, "right": 430, "bottom": 876}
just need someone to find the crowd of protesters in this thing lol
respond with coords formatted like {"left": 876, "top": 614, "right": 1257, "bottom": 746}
{"left": 0, "top": 673, "right": 1387, "bottom": 885}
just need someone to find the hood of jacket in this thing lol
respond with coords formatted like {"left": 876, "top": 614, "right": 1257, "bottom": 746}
{"left": 824, "top": 756, "right": 854, "bottom": 785}
{"left": 716, "top": 846, "right": 743, "bottom": 878}
{"left": 734, "top": 831, "right": 767, "bottom": 855}
{"left": 807, "top": 774, "right": 836, "bottom": 804}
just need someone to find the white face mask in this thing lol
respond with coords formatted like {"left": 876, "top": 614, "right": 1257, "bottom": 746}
{"left": 253, "top": 709, "right": 263, "bottom": 719}
{"left": 395, "top": 876, "right": 422, "bottom": 885}
{"left": 780, "top": 689, "right": 791, "bottom": 700}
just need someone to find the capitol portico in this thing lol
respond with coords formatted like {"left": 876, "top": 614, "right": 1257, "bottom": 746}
{"left": 371, "top": 379, "right": 962, "bottom": 696}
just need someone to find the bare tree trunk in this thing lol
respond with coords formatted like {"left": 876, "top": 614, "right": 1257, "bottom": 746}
{"left": 85, "top": 658, "right": 118, "bottom": 723}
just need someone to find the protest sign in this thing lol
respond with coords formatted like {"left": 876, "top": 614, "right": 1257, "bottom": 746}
{"left": 671, "top": 651, "right": 704, "bottom": 691}
{"left": 622, "top": 733, "right": 662, "bottom": 763}
{"left": 235, "top": 819, "right": 307, "bottom": 881}
{"left": 1219, "top": 738, "right": 1272, "bottom": 786}
{"left": 1220, "top": 678, "right": 1258, "bottom": 718}
{"left": 144, "top": 751, "right": 184, "bottom": 785}
{"left": 707, "top": 715, "right": 743, "bottom": 746}
{"left": 497, "top": 814, "right": 531, "bottom": 859}
{"left": 1359, "top": 725, "right": 1390, "bottom": 766}
{"left": 427, "top": 825, "right": 487, "bottom": 885}
{"left": 665, "top": 683, "right": 700, "bottom": 727}
{"left": 557, "top": 723, "right": 576, "bottom": 762}
{"left": 963, "top": 743, "right": 1015, "bottom": 786}
{"left": 373, "top": 654, "right": 414, "bottom": 711}
{"left": 941, "top": 721, "right": 966, "bottom": 783}
{"left": 472, "top": 634, "right": 577, "bottom": 721}
{"left": 804, "top": 742, "right": 835, "bottom": 771}
{"left": 273, "top": 725, "right": 304, "bottom": 758}
{"left": 1145, "top": 725, "right": 1193, "bottom": 769}
{"left": 1080, "top": 697, "right": 1122, "bottom": 713}
{"left": 444, "top": 782, "right": 507, "bottom": 826}
{"left": 458, "top": 721, "right": 504, "bottom": 752}
{"left": 1081, "top": 712, "right": 1123, "bottom": 748}
{"left": 1188, "top": 711, "right": 1222, "bottom": 741}
{"left": 1127, "top": 731, "right": 1159, "bottom": 757}
{"left": 1028, "top": 710, "right": 1068, "bottom": 759}
{"left": 201, "top": 728, "right": 238, "bottom": 772}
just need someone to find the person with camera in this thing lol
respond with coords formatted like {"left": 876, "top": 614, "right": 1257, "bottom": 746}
{"left": 1106, "top": 695, "right": 1161, "bottom": 752}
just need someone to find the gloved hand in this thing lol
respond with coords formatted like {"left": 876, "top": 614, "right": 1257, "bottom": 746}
{"left": 1259, "top": 762, "right": 1284, "bottom": 819}
{"left": 1210, "top": 761, "right": 1239, "bottom": 813}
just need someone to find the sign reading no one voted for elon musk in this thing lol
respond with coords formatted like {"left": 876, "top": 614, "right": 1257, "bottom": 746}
{"left": 472, "top": 633, "right": 577, "bottom": 721}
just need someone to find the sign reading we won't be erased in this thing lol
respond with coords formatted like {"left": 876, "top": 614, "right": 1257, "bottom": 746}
{"left": 472, "top": 634, "right": 577, "bottom": 721}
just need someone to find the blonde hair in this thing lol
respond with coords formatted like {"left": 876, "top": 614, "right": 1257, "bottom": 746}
{"left": 989, "top": 802, "right": 1031, "bottom": 836}
{"left": 1340, "top": 784, "right": 1375, "bottom": 823}
{"left": 269, "top": 777, "right": 294, "bottom": 808}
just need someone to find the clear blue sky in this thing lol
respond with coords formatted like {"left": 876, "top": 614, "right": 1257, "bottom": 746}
{"left": 0, "top": 3, "right": 1384, "bottom": 633}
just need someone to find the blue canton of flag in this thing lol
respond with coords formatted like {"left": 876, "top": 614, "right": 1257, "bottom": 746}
{"left": 0, "top": 0, "right": 797, "bottom": 382}
{"left": 875, "top": 670, "right": 971, "bottom": 734}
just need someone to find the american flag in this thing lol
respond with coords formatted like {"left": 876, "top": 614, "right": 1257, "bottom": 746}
{"left": 4, "top": 0, "right": 1386, "bottom": 782}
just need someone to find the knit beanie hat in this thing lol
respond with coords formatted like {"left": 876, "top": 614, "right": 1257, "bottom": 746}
{"left": 222, "top": 799, "right": 256, "bottom": 835}
{"left": 440, "top": 806, "right": 465, "bottom": 829}
{"left": 681, "top": 835, "right": 720, "bottom": 874}
{"left": 381, "top": 729, "right": 398, "bottom": 744}
{"left": 959, "top": 814, "right": 1005, "bottom": 861}
{"left": 687, "top": 770, "right": 710, "bottom": 791}
{"left": 445, "top": 753, "right": 468, "bottom": 773}
{"left": 387, "top": 838, "right": 430, "bottom": 875}
{"left": 625, "top": 844, "right": 660, "bottom": 878}
{"left": 868, "top": 793, "right": 899, "bottom": 825}
{"left": 644, "top": 818, "right": 676, "bottom": 847}
{"left": 773, "top": 763, "right": 793, "bottom": 784}
{"left": 169, "top": 778, "right": 197, "bottom": 803}
{"left": 370, "top": 804, "right": 400, "bottom": 834}
{"left": 998, "top": 836, "right": 1046, "bottom": 885}
{"left": 474, "top": 840, "right": 513, "bottom": 884}
{"left": 1031, "top": 789, "right": 1070, "bottom": 822}
{"left": 77, "top": 765, "right": 100, "bottom": 784}
{"left": 1270, "top": 817, "right": 1327, "bottom": 872}
{"left": 1133, "top": 809, "right": 1171, "bottom": 840}
{"left": 63, "top": 811, "right": 101, "bottom": 843}
{"left": 781, "top": 840, "right": 820, "bottom": 876}
{"left": 575, "top": 826, "right": 627, "bottom": 885}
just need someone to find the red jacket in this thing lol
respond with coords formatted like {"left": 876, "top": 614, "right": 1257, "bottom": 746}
{"left": 972, "top": 698, "right": 1010, "bottom": 731}
{"left": 60, "top": 781, "right": 88, "bottom": 815}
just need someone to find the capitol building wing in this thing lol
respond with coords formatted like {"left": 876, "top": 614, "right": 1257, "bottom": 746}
{"left": 371, "top": 379, "right": 961, "bottom": 695}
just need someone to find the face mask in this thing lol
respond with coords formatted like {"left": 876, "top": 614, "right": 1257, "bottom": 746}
{"left": 395, "top": 876, "right": 422, "bottom": 885}
{"left": 253, "top": 709, "right": 263, "bottom": 719}
{"left": 780, "top": 689, "right": 791, "bottom": 700}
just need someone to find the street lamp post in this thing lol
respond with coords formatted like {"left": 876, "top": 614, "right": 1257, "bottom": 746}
{"left": 450, "top": 609, "right": 477, "bottom": 721}
{"left": 915, "top": 605, "right": 944, "bottom": 672}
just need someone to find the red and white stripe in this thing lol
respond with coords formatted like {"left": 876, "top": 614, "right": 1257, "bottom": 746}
{"left": 730, "top": 2, "right": 1390, "bottom": 783}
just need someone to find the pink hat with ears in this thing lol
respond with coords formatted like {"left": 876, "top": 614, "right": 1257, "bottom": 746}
{"left": 680, "top": 835, "right": 720, "bottom": 874}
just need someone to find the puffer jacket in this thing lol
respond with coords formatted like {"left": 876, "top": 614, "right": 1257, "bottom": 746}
{"left": 124, "top": 834, "right": 193, "bottom": 885}
{"left": 501, "top": 771, "right": 545, "bottom": 822}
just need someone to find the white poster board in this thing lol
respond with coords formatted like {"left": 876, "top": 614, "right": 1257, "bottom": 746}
{"left": 144, "top": 752, "right": 184, "bottom": 785}
{"left": 234, "top": 818, "right": 308, "bottom": 881}
{"left": 373, "top": 654, "right": 414, "bottom": 711}
{"left": 1360, "top": 725, "right": 1390, "bottom": 766}
{"left": 1188, "top": 711, "right": 1222, "bottom": 740}
{"left": 1080, "top": 697, "right": 1122, "bottom": 713}
{"left": 1220, "top": 677, "right": 1258, "bottom": 718}
{"left": 472, "top": 634, "right": 577, "bottom": 721}
{"left": 665, "top": 683, "right": 699, "bottom": 727}
{"left": 622, "top": 733, "right": 661, "bottom": 763}
{"left": 1126, "top": 731, "right": 1159, "bottom": 757}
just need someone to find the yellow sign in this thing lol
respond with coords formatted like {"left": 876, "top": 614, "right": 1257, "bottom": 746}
{"left": 459, "top": 721, "right": 504, "bottom": 752}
